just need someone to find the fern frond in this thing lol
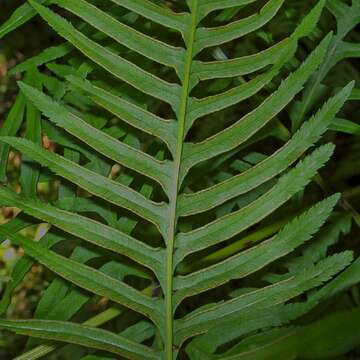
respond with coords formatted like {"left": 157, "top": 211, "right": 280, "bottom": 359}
{"left": 0, "top": 0, "right": 356, "bottom": 358}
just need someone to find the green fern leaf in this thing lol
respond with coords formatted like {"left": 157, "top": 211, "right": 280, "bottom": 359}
{"left": 0, "top": 0, "right": 356, "bottom": 359}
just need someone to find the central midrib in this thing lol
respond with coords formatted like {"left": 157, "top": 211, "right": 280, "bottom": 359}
{"left": 164, "top": 1, "right": 198, "bottom": 359}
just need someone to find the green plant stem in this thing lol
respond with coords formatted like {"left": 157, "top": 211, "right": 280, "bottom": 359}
{"left": 164, "top": 2, "right": 198, "bottom": 358}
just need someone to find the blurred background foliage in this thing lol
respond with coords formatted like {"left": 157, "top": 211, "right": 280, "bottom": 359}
{"left": 0, "top": 2, "right": 56, "bottom": 356}
{"left": 0, "top": 0, "right": 359, "bottom": 358}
